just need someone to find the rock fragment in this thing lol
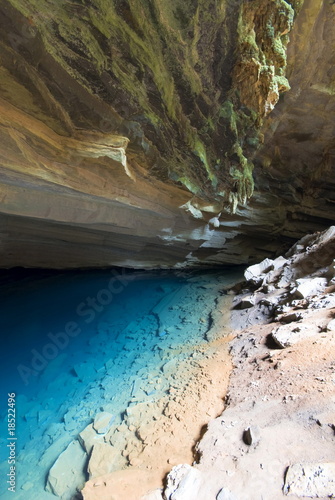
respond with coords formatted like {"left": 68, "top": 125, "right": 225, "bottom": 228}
{"left": 46, "top": 440, "right": 87, "bottom": 499}
{"left": 271, "top": 323, "right": 320, "bottom": 348}
{"left": 283, "top": 462, "right": 335, "bottom": 497}
{"left": 164, "top": 464, "right": 202, "bottom": 500}
{"left": 244, "top": 258, "right": 274, "bottom": 285}
{"left": 242, "top": 425, "right": 261, "bottom": 446}
{"left": 294, "top": 278, "right": 327, "bottom": 299}
{"left": 87, "top": 442, "right": 123, "bottom": 479}
{"left": 93, "top": 411, "right": 115, "bottom": 434}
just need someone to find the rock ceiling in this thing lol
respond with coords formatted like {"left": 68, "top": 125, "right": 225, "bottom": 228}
{"left": 0, "top": 0, "right": 334, "bottom": 268}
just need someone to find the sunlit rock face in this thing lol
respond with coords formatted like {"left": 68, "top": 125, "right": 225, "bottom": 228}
{"left": 0, "top": 0, "right": 334, "bottom": 268}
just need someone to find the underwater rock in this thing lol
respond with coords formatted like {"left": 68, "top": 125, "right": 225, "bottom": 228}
{"left": 93, "top": 412, "right": 115, "bottom": 434}
{"left": 271, "top": 323, "right": 321, "bottom": 349}
{"left": 87, "top": 443, "right": 122, "bottom": 479}
{"left": 46, "top": 440, "right": 87, "bottom": 499}
{"left": 244, "top": 259, "right": 274, "bottom": 286}
{"left": 79, "top": 423, "right": 104, "bottom": 455}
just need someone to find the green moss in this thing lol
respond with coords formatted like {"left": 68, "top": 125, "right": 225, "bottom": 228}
{"left": 178, "top": 176, "right": 200, "bottom": 195}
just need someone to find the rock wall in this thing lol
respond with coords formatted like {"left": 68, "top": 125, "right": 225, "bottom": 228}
{"left": 0, "top": 0, "right": 334, "bottom": 268}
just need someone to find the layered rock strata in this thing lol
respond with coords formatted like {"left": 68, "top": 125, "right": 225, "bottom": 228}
{"left": 0, "top": 1, "right": 334, "bottom": 268}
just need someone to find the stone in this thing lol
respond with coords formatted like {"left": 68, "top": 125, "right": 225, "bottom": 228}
{"left": 87, "top": 442, "right": 122, "bottom": 479}
{"left": 78, "top": 423, "right": 104, "bottom": 454}
{"left": 242, "top": 426, "right": 261, "bottom": 446}
{"left": 236, "top": 295, "right": 256, "bottom": 309}
{"left": 271, "top": 323, "right": 320, "bottom": 348}
{"left": 244, "top": 259, "right": 274, "bottom": 285}
{"left": 164, "top": 464, "right": 202, "bottom": 500}
{"left": 92, "top": 412, "right": 115, "bottom": 434}
{"left": 46, "top": 440, "right": 87, "bottom": 499}
{"left": 217, "top": 488, "right": 237, "bottom": 500}
{"left": 283, "top": 462, "right": 335, "bottom": 497}
{"left": 326, "top": 319, "right": 335, "bottom": 332}
{"left": 280, "top": 312, "right": 304, "bottom": 324}
{"left": 294, "top": 278, "right": 327, "bottom": 300}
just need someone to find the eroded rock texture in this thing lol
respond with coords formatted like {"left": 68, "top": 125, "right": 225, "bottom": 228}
{"left": 0, "top": 0, "right": 334, "bottom": 268}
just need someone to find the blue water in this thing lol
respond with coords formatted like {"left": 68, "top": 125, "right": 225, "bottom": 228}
{"left": 0, "top": 267, "right": 241, "bottom": 499}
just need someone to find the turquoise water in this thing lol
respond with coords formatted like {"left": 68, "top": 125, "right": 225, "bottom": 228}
{"left": 0, "top": 267, "right": 241, "bottom": 499}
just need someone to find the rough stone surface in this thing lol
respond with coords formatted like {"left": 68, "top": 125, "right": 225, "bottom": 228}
{"left": 244, "top": 258, "right": 274, "bottom": 285}
{"left": 294, "top": 278, "right": 327, "bottom": 300}
{"left": 0, "top": 1, "right": 334, "bottom": 269}
{"left": 164, "top": 464, "right": 202, "bottom": 500}
{"left": 271, "top": 323, "right": 321, "bottom": 349}
{"left": 78, "top": 423, "right": 103, "bottom": 455}
{"left": 242, "top": 425, "right": 261, "bottom": 446}
{"left": 92, "top": 412, "right": 115, "bottom": 434}
{"left": 283, "top": 462, "right": 335, "bottom": 497}
{"left": 46, "top": 440, "right": 87, "bottom": 499}
{"left": 87, "top": 443, "right": 120, "bottom": 479}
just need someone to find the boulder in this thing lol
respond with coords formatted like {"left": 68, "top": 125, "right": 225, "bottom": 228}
{"left": 164, "top": 464, "right": 202, "bottom": 500}
{"left": 294, "top": 278, "right": 327, "bottom": 299}
{"left": 284, "top": 462, "right": 335, "bottom": 497}
{"left": 244, "top": 258, "right": 274, "bottom": 285}
{"left": 271, "top": 323, "right": 320, "bottom": 348}
{"left": 46, "top": 440, "right": 87, "bottom": 499}
{"left": 236, "top": 295, "right": 256, "bottom": 309}
{"left": 93, "top": 411, "right": 115, "bottom": 434}
{"left": 78, "top": 423, "right": 104, "bottom": 454}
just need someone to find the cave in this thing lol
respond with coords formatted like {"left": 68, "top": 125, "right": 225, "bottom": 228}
{"left": 0, "top": 1, "right": 334, "bottom": 499}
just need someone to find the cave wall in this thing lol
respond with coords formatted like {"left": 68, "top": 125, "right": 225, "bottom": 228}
{"left": 0, "top": 0, "right": 334, "bottom": 268}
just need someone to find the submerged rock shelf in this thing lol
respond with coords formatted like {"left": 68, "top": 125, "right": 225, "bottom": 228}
{"left": 0, "top": 267, "right": 242, "bottom": 499}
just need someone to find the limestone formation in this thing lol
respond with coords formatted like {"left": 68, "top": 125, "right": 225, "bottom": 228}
{"left": 0, "top": 1, "right": 334, "bottom": 268}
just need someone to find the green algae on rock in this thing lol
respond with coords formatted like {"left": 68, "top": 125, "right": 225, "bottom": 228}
{"left": 1, "top": 0, "right": 335, "bottom": 269}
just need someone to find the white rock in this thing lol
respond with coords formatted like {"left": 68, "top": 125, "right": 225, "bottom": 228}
{"left": 21, "top": 481, "right": 34, "bottom": 491}
{"left": 93, "top": 411, "right": 114, "bottom": 434}
{"left": 87, "top": 442, "right": 121, "bottom": 479}
{"left": 217, "top": 488, "right": 237, "bottom": 500}
{"left": 272, "top": 256, "right": 288, "bottom": 271}
{"left": 284, "top": 462, "right": 335, "bottom": 497}
{"left": 46, "top": 440, "right": 87, "bottom": 499}
{"left": 78, "top": 423, "right": 103, "bottom": 454}
{"left": 271, "top": 323, "right": 320, "bottom": 348}
{"left": 294, "top": 277, "right": 327, "bottom": 299}
{"left": 244, "top": 258, "right": 274, "bottom": 285}
{"left": 327, "top": 319, "right": 335, "bottom": 331}
{"left": 164, "top": 464, "right": 202, "bottom": 500}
